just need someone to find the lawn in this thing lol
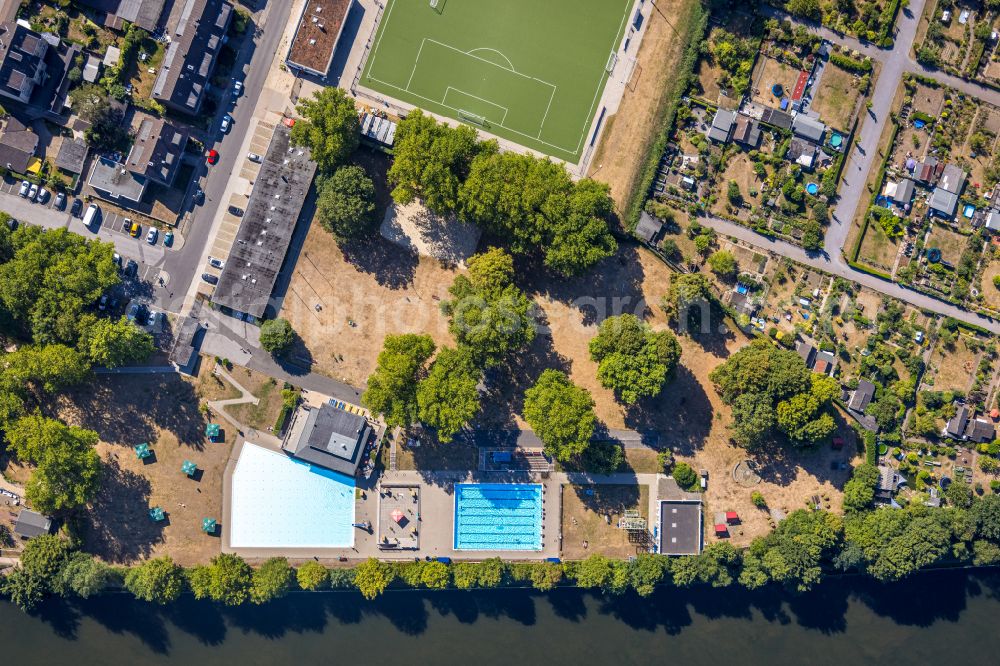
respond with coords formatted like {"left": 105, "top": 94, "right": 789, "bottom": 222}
{"left": 927, "top": 224, "right": 969, "bottom": 266}
{"left": 225, "top": 368, "right": 288, "bottom": 432}
{"left": 857, "top": 217, "right": 900, "bottom": 272}
{"left": 810, "top": 62, "right": 862, "bottom": 131}
{"left": 981, "top": 258, "right": 1000, "bottom": 311}
{"left": 750, "top": 56, "right": 801, "bottom": 111}
{"left": 361, "top": 0, "right": 633, "bottom": 162}
{"left": 561, "top": 484, "right": 649, "bottom": 560}
{"left": 929, "top": 335, "right": 980, "bottom": 393}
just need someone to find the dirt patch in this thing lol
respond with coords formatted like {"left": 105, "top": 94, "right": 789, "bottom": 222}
{"left": 586, "top": 0, "right": 702, "bottom": 212}
{"left": 280, "top": 223, "right": 460, "bottom": 388}
{"left": 911, "top": 82, "right": 945, "bottom": 117}
{"left": 810, "top": 62, "right": 861, "bottom": 131}
{"left": 54, "top": 369, "right": 232, "bottom": 566}
{"left": 928, "top": 335, "right": 980, "bottom": 393}
{"left": 380, "top": 200, "right": 481, "bottom": 266}
{"left": 561, "top": 484, "right": 649, "bottom": 559}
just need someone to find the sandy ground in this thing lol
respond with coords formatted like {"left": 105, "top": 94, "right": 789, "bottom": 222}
{"left": 587, "top": 0, "right": 701, "bottom": 212}
{"left": 53, "top": 363, "right": 240, "bottom": 566}
{"left": 561, "top": 484, "right": 650, "bottom": 559}
{"left": 281, "top": 222, "right": 461, "bottom": 388}
{"left": 380, "top": 201, "right": 481, "bottom": 266}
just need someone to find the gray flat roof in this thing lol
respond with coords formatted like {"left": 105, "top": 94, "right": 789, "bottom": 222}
{"left": 211, "top": 122, "right": 317, "bottom": 318}
{"left": 14, "top": 508, "right": 51, "bottom": 538}
{"left": 929, "top": 187, "right": 959, "bottom": 217}
{"left": 792, "top": 113, "right": 826, "bottom": 142}
{"left": 282, "top": 403, "right": 370, "bottom": 476}
{"left": 89, "top": 156, "right": 147, "bottom": 203}
{"left": 55, "top": 137, "right": 88, "bottom": 173}
{"left": 659, "top": 500, "right": 702, "bottom": 555}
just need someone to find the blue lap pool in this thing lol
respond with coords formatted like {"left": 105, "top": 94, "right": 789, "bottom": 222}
{"left": 453, "top": 483, "right": 543, "bottom": 551}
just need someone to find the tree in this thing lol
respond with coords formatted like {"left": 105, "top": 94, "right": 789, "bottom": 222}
{"left": 523, "top": 370, "right": 596, "bottom": 464}
{"left": 354, "top": 558, "right": 395, "bottom": 600}
{"left": 316, "top": 165, "right": 377, "bottom": 240}
{"left": 251, "top": 557, "right": 294, "bottom": 604}
{"left": 419, "top": 561, "right": 450, "bottom": 589}
{"left": 740, "top": 510, "right": 842, "bottom": 591}
{"left": 362, "top": 334, "right": 436, "bottom": 428}
{"left": 416, "top": 346, "right": 482, "bottom": 442}
{"left": 68, "top": 84, "right": 131, "bottom": 151}
{"left": 19, "top": 534, "right": 72, "bottom": 589}
{"left": 7, "top": 414, "right": 101, "bottom": 513}
{"left": 574, "top": 554, "right": 619, "bottom": 592}
{"left": 259, "top": 318, "right": 295, "bottom": 356}
{"left": 290, "top": 87, "right": 360, "bottom": 174}
{"left": 450, "top": 558, "right": 505, "bottom": 589}
{"left": 79, "top": 317, "right": 155, "bottom": 368}
{"left": 125, "top": 556, "right": 185, "bottom": 604}
{"left": 387, "top": 109, "right": 482, "bottom": 215}
{"left": 670, "top": 542, "right": 740, "bottom": 588}
{"left": 55, "top": 552, "right": 113, "bottom": 598}
{"left": 588, "top": 314, "right": 681, "bottom": 404}
{"left": 0, "top": 568, "right": 46, "bottom": 611}
{"left": 296, "top": 562, "right": 329, "bottom": 591}
{"left": 973, "top": 494, "right": 1000, "bottom": 541}
{"left": 628, "top": 554, "right": 668, "bottom": 596}
{"left": 842, "top": 463, "right": 879, "bottom": 512}
{"left": 726, "top": 180, "right": 743, "bottom": 206}
{"left": 672, "top": 462, "right": 698, "bottom": 489}
{"left": 661, "top": 273, "right": 715, "bottom": 331}
{"left": 441, "top": 248, "right": 535, "bottom": 368}
{"left": 189, "top": 554, "right": 253, "bottom": 606}
{"left": 844, "top": 507, "right": 954, "bottom": 581}
{"left": 944, "top": 479, "right": 975, "bottom": 509}
{"left": 707, "top": 250, "right": 737, "bottom": 278}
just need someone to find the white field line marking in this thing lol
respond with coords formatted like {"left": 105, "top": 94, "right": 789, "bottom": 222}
{"left": 467, "top": 47, "right": 516, "bottom": 71}
{"left": 364, "top": 0, "right": 397, "bottom": 81}
{"left": 443, "top": 86, "right": 509, "bottom": 124}
{"left": 405, "top": 38, "right": 427, "bottom": 91}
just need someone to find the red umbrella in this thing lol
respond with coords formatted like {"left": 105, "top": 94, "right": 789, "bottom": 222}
{"left": 391, "top": 509, "right": 405, "bottom": 523}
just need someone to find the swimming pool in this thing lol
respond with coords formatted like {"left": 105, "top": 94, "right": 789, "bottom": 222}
{"left": 229, "top": 443, "right": 356, "bottom": 548}
{"left": 453, "top": 483, "right": 543, "bottom": 551}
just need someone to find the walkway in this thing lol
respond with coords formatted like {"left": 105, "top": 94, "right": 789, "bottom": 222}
{"left": 207, "top": 366, "right": 283, "bottom": 448}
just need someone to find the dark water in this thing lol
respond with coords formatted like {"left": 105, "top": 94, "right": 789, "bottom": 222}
{"left": 3, "top": 569, "right": 1000, "bottom": 665}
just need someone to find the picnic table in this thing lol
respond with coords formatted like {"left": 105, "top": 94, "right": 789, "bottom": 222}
{"left": 181, "top": 460, "right": 197, "bottom": 476}
{"left": 149, "top": 507, "right": 165, "bottom": 522}
{"left": 134, "top": 443, "right": 151, "bottom": 459}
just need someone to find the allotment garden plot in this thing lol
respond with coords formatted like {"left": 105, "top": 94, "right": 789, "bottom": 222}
{"left": 361, "top": 0, "right": 633, "bottom": 163}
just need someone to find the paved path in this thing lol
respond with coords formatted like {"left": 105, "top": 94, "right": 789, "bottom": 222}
{"left": 94, "top": 366, "right": 177, "bottom": 375}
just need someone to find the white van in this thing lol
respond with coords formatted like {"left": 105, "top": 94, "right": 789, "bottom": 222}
{"left": 82, "top": 203, "right": 100, "bottom": 229}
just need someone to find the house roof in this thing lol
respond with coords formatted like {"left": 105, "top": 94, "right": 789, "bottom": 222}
{"left": 659, "top": 500, "right": 702, "bottom": 555}
{"left": 939, "top": 164, "right": 967, "bottom": 194}
{"left": 88, "top": 156, "right": 147, "bottom": 203}
{"left": 792, "top": 113, "right": 826, "bottom": 142}
{"left": 929, "top": 187, "right": 959, "bottom": 217}
{"left": 848, "top": 379, "right": 876, "bottom": 412}
{"left": 55, "top": 137, "right": 88, "bottom": 174}
{"left": 103, "top": 44, "right": 121, "bottom": 67}
{"left": 0, "top": 117, "right": 38, "bottom": 173}
{"left": 169, "top": 315, "right": 202, "bottom": 371}
{"left": 286, "top": 0, "right": 353, "bottom": 77}
{"left": 946, "top": 404, "right": 970, "bottom": 438}
{"left": 0, "top": 22, "right": 48, "bottom": 104}
{"left": 635, "top": 211, "right": 664, "bottom": 244}
{"left": 886, "top": 178, "right": 915, "bottom": 204}
{"left": 916, "top": 156, "right": 941, "bottom": 183}
{"left": 282, "top": 403, "right": 370, "bottom": 476}
{"left": 965, "top": 418, "right": 995, "bottom": 443}
{"left": 708, "top": 108, "right": 736, "bottom": 142}
{"left": 787, "top": 138, "right": 816, "bottom": 167}
{"left": 796, "top": 341, "right": 816, "bottom": 366}
{"left": 987, "top": 210, "right": 1000, "bottom": 232}
{"left": 83, "top": 54, "right": 101, "bottom": 82}
{"left": 732, "top": 114, "right": 761, "bottom": 146}
{"left": 75, "top": 0, "right": 167, "bottom": 31}
{"left": 13, "top": 508, "right": 51, "bottom": 538}
{"left": 152, "top": 0, "right": 233, "bottom": 114}
{"left": 876, "top": 465, "right": 904, "bottom": 493}
{"left": 761, "top": 107, "right": 793, "bottom": 129}
{"left": 125, "top": 113, "right": 189, "bottom": 185}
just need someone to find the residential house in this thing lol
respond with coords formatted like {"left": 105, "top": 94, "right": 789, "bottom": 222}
{"left": 74, "top": 0, "right": 167, "bottom": 32}
{"left": 914, "top": 156, "right": 942, "bottom": 185}
{"left": 0, "top": 117, "right": 38, "bottom": 173}
{"left": 281, "top": 402, "right": 372, "bottom": 476}
{"left": 796, "top": 340, "right": 816, "bottom": 367}
{"left": 945, "top": 404, "right": 970, "bottom": 440}
{"left": 727, "top": 290, "right": 758, "bottom": 318}
{"left": 965, "top": 417, "right": 996, "bottom": 444}
{"left": 791, "top": 113, "right": 826, "bottom": 144}
{"left": 54, "top": 137, "right": 88, "bottom": 176}
{"left": 938, "top": 164, "right": 966, "bottom": 194}
{"left": 847, "top": 379, "right": 878, "bottom": 431}
{"left": 13, "top": 508, "right": 51, "bottom": 539}
{"left": 874, "top": 465, "right": 905, "bottom": 505}
{"left": 883, "top": 178, "right": 915, "bottom": 206}
{"left": 760, "top": 106, "right": 793, "bottom": 130}
{"left": 985, "top": 209, "right": 1000, "bottom": 233}
{"left": 813, "top": 350, "right": 836, "bottom": 376}
{"left": 732, "top": 113, "right": 761, "bottom": 147}
{"left": 82, "top": 53, "right": 100, "bottom": 83}
{"left": 88, "top": 155, "right": 147, "bottom": 204}
{"left": 635, "top": 211, "right": 665, "bottom": 245}
{"left": 0, "top": 20, "right": 49, "bottom": 105}
{"left": 928, "top": 186, "right": 959, "bottom": 218}
{"left": 787, "top": 137, "right": 816, "bottom": 168}
{"left": 125, "top": 113, "right": 189, "bottom": 186}
{"left": 285, "top": 0, "right": 354, "bottom": 78}
{"left": 152, "top": 0, "right": 234, "bottom": 115}
{"left": 708, "top": 108, "right": 736, "bottom": 143}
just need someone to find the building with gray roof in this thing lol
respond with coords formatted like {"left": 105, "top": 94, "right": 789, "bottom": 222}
{"left": 929, "top": 187, "right": 959, "bottom": 218}
{"left": 0, "top": 117, "right": 38, "bottom": 173}
{"left": 13, "top": 508, "right": 51, "bottom": 539}
{"left": 938, "top": 163, "right": 966, "bottom": 194}
{"left": 55, "top": 137, "right": 88, "bottom": 175}
{"left": 75, "top": 0, "right": 167, "bottom": 31}
{"left": 88, "top": 155, "right": 147, "bottom": 204}
{"left": 792, "top": 113, "right": 826, "bottom": 143}
{"left": 0, "top": 20, "right": 49, "bottom": 105}
{"left": 635, "top": 211, "right": 665, "bottom": 244}
{"left": 211, "top": 122, "right": 317, "bottom": 319}
{"left": 659, "top": 499, "right": 702, "bottom": 555}
{"left": 125, "top": 112, "right": 189, "bottom": 185}
{"left": 281, "top": 403, "right": 371, "bottom": 477}
{"left": 708, "top": 108, "right": 735, "bottom": 142}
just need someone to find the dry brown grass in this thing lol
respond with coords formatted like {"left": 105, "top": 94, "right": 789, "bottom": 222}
{"left": 929, "top": 335, "right": 980, "bottom": 393}
{"left": 927, "top": 224, "right": 969, "bottom": 265}
{"left": 810, "top": 62, "right": 861, "bottom": 131}
{"left": 857, "top": 217, "right": 900, "bottom": 271}
{"left": 586, "top": 0, "right": 702, "bottom": 212}
{"left": 561, "top": 484, "right": 650, "bottom": 559}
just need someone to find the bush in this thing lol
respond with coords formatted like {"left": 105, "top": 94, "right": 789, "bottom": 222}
{"left": 297, "top": 562, "right": 329, "bottom": 590}
{"left": 672, "top": 462, "right": 698, "bottom": 490}
{"left": 259, "top": 318, "right": 295, "bottom": 356}
{"left": 751, "top": 491, "right": 767, "bottom": 508}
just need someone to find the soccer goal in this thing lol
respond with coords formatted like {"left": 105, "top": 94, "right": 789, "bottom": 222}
{"left": 458, "top": 109, "right": 488, "bottom": 127}
{"left": 429, "top": 0, "right": 446, "bottom": 13}
{"left": 605, "top": 50, "right": 618, "bottom": 73}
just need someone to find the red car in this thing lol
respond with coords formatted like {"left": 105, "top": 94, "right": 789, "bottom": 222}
{"left": 207, "top": 149, "right": 219, "bottom": 165}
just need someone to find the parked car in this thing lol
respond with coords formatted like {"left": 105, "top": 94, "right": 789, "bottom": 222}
{"left": 233, "top": 81, "right": 243, "bottom": 98}
{"left": 54, "top": 192, "right": 66, "bottom": 210}
{"left": 128, "top": 220, "right": 140, "bottom": 237}
{"left": 206, "top": 150, "right": 219, "bottom": 165}
{"left": 98, "top": 295, "right": 108, "bottom": 311}
{"left": 18, "top": 180, "right": 29, "bottom": 197}
{"left": 35, "top": 187, "right": 49, "bottom": 204}
{"left": 112, "top": 252, "right": 122, "bottom": 267}
{"left": 164, "top": 231, "right": 174, "bottom": 247}
{"left": 194, "top": 188, "right": 205, "bottom": 203}
{"left": 126, "top": 301, "right": 146, "bottom": 323}
{"left": 148, "top": 310, "right": 164, "bottom": 330}
{"left": 83, "top": 204, "right": 100, "bottom": 228}
{"left": 6, "top": 217, "right": 17, "bottom": 230}
{"left": 201, "top": 273, "right": 219, "bottom": 285}
{"left": 146, "top": 228, "right": 158, "bottom": 245}
{"left": 247, "top": 152, "right": 261, "bottom": 163}
{"left": 27, "top": 183, "right": 37, "bottom": 200}
{"left": 125, "top": 259, "right": 138, "bottom": 277}
{"left": 228, "top": 205, "right": 244, "bottom": 216}
{"left": 208, "top": 257, "right": 225, "bottom": 269}
{"left": 220, "top": 114, "right": 232, "bottom": 134}
{"left": 71, "top": 198, "right": 83, "bottom": 217}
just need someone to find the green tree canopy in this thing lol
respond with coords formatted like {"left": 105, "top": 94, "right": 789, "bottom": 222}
{"left": 296, "top": 561, "right": 330, "bottom": 591}
{"left": 7, "top": 414, "right": 101, "bottom": 513}
{"left": 259, "top": 318, "right": 295, "bottom": 356}
{"left": 362, "top": 334, "right": 436, "bottom": 428}
{"left": 354, "top": 558, "right": 396, "bottom": 600}
{"left": 387, "top": 109, "right": 483, "bottom": 215}
{"left": 290, "top": 87, "right": 360, "bottom": 174}
{"left": 55, "top": 552, "right": 113, "bottom": 599}
{"left": 188, "top": 553, "right": 253, "bottom": 606}
{"left": 661, "top": 273, "right": 716, "bottom": 331}
{"left": 670, "top": 542, "right": 740, "bottom": 588}
{"left": 707, "top": 250, "right": 737, "bottom": 277}
{"left": 441, "top": 248, "right": 535, "bottom": 368}
{"left": 588, "top": 314, "right": 681, "bottom": 404}
{"left": 251, "top": 557, "right": 294, "bottom": 604}
{"left": 316, "top": 165, "right": 377, "bottom": 240}
{"left": 124, "top": 556, "right": 185, "bottom": 604}
{"left": 416, "top": 346, "right": 482, "bottom": 442}
{"left": 523, "top": 370, "right": 596, "bottom": 464}
{"left": 844, "top": 506, "right": 955, "bottom": 581}
{"left": 79, "top": 317, "right": 155, "bottom": 368}
{"left": 19, "top": 534, "right": 72, "bottom": 589}
{"left": 739, "top": 510, "right": 843, "bottom": 592}
{"left": 842, "top": 463, "right": 879, "bottom": 512}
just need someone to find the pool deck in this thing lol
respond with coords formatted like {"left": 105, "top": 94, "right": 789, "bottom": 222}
{"left": 223, "top": 434, "right": 678, "bottom": 562}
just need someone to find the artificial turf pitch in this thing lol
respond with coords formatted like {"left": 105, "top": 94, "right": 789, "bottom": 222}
{"left": 361, "top": 0, "right": 633, "bottom": 163}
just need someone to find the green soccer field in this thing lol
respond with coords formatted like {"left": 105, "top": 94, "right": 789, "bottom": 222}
{"left": 361, "top": 0, "right": 634, "bottom": 163}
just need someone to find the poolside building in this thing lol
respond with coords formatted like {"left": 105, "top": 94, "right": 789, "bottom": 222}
{"left": 791, "top": 113, "right": 826, "bottom": 144}
{"left": 281, "top": 403, "right": 371, "bottom": 477}
{"left": 929, "top": 186, "right": 959, "bottom": 218}
{"left": 658, "top": 499, "right": 702, "bottom": 555}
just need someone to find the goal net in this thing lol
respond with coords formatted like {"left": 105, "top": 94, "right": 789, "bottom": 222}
{"left": 606, "top": 51, "right": 618, "bottom": 73}
{"left": 458, "top": 109, "right": 487, "bottom": 127}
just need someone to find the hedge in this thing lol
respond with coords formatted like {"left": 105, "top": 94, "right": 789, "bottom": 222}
{"left": 829, "top": 52, "right": 872, "bottom": 73}
{"left": 846, "top": 259, "right": 892, "bottom": 281}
